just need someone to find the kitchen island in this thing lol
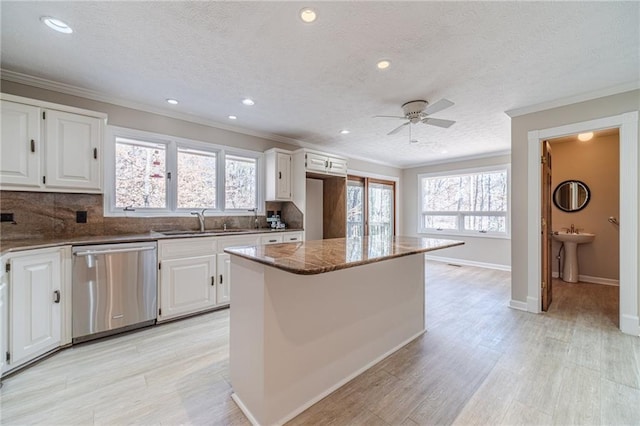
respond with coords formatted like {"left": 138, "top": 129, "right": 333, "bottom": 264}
{"left": 225, "top": 236, "right": 463, "bottom": 425}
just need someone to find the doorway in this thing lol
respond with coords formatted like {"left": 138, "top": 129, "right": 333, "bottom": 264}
{"left": 541, "top": 129, "right": 621, "bottom": 314}
{"left": 346, "top": 176, "right": 396, "bottom": 238}
{"left": 526, "top": 111, "right": 639, "bottom": 335}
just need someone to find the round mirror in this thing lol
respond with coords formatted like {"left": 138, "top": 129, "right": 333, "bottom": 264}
{"left": 553, "top": 180, "right": 590, "bottom": 212}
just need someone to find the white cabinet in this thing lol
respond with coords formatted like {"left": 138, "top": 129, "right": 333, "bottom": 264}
{"left": 304, "top": 151, "right": 347, "bottom": 176}
{"left": 260, "top": 234, "right": 283, "bottom": 245}
{"left": 157, "top": 238, "right": 218, "bottom": 322}
{"left": 282, "top": 231, "right": 304, "bottom": 243}
{"left": 0, "top": 259, "right": 7, "bottom": 375}
{"left": 0, "top": 95, "right": 105, "bottom": 193}
{"left": 265, "top": 149, "right": 292, "bottom": 201}
{"left": 216, "top": 253, "right": 231, "bottom": 305}
{"left": 44, "top": 110, "right": 102, "bottom": 191}
{"left": 0, "top": 100, "right": 41, "bottom": 188}
{"left": 7, "top": 248, "right": 63, "bottom": 369}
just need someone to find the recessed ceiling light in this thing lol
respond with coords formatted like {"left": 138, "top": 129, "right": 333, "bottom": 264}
{"left": 166, "top": 98, "right": 179, "bottom": 105}
{"left": 300, "top": 7, "right": 317, "bottom": 23}
{"left": 242, "top": 98, "right": 255, "bottom": 106}
{"left": 40, "top": 16, "right": 73, "bottom": 34}
{"left": 228, "top": 115, "right": 237, "bottom": 120}
{"left": 340, "top": 129, "right": 350, "bottom": 135}
{"left": 578, "top": 132, "right": 594, "bottom": 141}
{"left": 377, "top": 60, "right": 391, "bottom": 70}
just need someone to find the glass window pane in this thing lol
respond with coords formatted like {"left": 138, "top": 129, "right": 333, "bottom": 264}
{"left": 424, "top": 215, "right": 458, "bottom": 230}
{"left": 368, "top": 182, "right": 394, "bottom": 238}
{"left": 225, "top": 155, "right": 256, "bottom": 209}
{"left": 347, "top": 180, "right": 364, "bottom": 238}
{"left": 177, "top": 148, "right": 216, "bottom": 209}
{"left": 464, "top": 215, "right": 506, "bottom": 232}
{"left": 115, "top": 138, "right": 166, "bottom": 208}
{"left": 422, "top": 170, "right": 507, "bottom": 213}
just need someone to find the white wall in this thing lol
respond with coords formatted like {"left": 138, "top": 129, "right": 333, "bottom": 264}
{"left": 510, "top": 89, "right": 639, "bottom": 328}
{"left": 305, "top": 178, "right": 323, "bottom": 241}
{"left": 401, "top": 154, "right": 512, "bottom": 269}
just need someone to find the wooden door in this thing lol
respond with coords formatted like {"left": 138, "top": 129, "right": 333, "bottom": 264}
{"left": 541, "top": 141, "right": 553, "bottom": 311}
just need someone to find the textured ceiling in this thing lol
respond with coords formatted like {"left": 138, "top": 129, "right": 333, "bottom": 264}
{"left": 1, "top": 1, "right": 638, "bottom": 168}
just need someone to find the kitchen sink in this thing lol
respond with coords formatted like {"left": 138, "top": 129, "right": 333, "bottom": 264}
{"left": 156, "top": 229, "right": 252, "bottom": 236}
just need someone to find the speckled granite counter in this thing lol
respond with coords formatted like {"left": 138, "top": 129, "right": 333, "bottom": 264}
{"left": 0, "top": 228, "right": 304, "bottom": 256}
{"left": 224, "top": 235, "right": 463, "bottom": 275}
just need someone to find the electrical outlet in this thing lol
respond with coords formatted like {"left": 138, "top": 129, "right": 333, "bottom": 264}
{"left": 76, "top": 211, "right": 87, "bottom": 223}
{"left": 1, "top": 213, "right": 14, "bottom": 222}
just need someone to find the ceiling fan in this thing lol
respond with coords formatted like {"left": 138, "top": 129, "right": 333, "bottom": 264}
{"left": 375, "top": 99, "right": 456, "bottom": 139}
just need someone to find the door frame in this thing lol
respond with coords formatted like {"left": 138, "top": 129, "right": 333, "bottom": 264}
{"left": 526, "top": 111, "right": 639, "bottom": 335}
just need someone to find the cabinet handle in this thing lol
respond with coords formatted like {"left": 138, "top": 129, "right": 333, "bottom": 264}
{"left": 278, "top": 171, "right": 282, "bottom": 179}
{"left": 219, "top": 274, "right": 223, "bottom": 284}
{"left": 53, "top": 290, "right": 61, "bottom": 303}
{"left": 211, "top": 276, "right": 215, "bottom": 286}
{"left": 269, "top": 239, "right": 277, "bottom": 243}
{"left": 93, "top": 148, "right": 98, "bottom": 159}
{"left": 30, "top": 139, "right": 35, "bottom": 153}
{"left": 329, "top": 161, "right": 332, "bottom": 169}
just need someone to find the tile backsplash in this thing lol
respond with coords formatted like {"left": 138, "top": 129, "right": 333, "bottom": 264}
{"left": 0, "top": 191, "right": 303, "bottom": 241}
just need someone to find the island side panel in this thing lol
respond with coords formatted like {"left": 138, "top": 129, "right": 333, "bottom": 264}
{"left": 262, "top": 253, "right": 425, "bottom": 425}
{"left": 229, "top": 256, "right": 267, "bottom": 424}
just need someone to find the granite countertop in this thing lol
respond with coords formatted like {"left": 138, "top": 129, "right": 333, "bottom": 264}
{"left": 0, "top": 228, "right": 304, "bottom": 256}
{"left": 224, "top": 236, "right": 464, "bottom": 275}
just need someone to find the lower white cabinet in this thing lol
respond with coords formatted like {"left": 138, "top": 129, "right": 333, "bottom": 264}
{"left": 8, "top": 248, "right": 63, "bottom": 369}
{"left": 158, "top": 255, "right": 217, "bottom": 322}
{"left": 0, "top": 265, "right": 7, "bottom": 375}
{"left": 216, "top": 253, "right": 231, "bottom": 305}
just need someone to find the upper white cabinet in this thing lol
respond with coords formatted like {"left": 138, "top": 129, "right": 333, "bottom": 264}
{"left": 7, "top": 248, "right": 63, "bottom": 369}
{"left": 0, "top": 101, "right": 41, "bottom": 188}
{"left": 265, "top": 148, "right": 292, "bottom": 201}
{"left": 304, "top": 150, "right": 348, "bottom": 176}
{"left": 0, "top": 94, "right": 105, "bottom": 193}
{"left": 0, "top": 260, "right": 7, "bottom": 375}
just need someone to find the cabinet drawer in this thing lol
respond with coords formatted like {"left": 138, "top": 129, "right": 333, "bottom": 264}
{"left": 217, "top": 235, "right": 261, "bottom": 251}
{"left": 159, "top": 237, "right": 218, "bottom": 259}
{"left": 260, "top": 235, "right": 283, "bottom": 245}
{"left": 282, "top": 232, "right": 304, "bottom": 242}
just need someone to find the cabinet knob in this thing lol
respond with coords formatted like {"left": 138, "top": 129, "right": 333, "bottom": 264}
{"left": 53, "top": 290, "right": 61, "bottom": 303}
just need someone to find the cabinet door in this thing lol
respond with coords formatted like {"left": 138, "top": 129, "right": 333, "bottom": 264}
{"left": 276, "top": 152, "right": 292, "bottom": 199}
{"left": 327, "top": 157, "right": 348, "bottom": 176}
{"left": 10, "top": 250, "right": 62, "bottom": 368}
{"left": 0, "top": 278, "right": 7, "bottom": 374}
{"left": 0, "top": 101, "right": 41, "bottom": 188}
{"left": 305, "top": 152, "right": 328, "bottom": 173}
{"left": 216, "top": 253, "right": 231, "bottom": 305}
{"left": 158, "top": 255, "right": 216, "bottom": 321}
{"left": 44, "top": 110, "right": 102, "bottom": 191}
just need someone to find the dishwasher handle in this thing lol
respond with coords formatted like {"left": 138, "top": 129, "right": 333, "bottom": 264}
{"left": 73, "top": 246, "right": 156, "bottom": 257}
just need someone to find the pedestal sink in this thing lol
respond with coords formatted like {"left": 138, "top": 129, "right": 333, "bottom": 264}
{"left": 553, "top": 232, "right": 595, "bottom": 283}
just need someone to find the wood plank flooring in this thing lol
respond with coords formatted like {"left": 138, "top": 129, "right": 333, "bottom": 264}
{"left": 1, "top": 261, "right": 638, "bottom": 425}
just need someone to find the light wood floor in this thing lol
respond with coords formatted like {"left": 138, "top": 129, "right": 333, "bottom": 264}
{"left": 1, "top": 261, "right": 638, "bottom": 425}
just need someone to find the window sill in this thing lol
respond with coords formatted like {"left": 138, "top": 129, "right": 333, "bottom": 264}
{"left": 418, "top": 230, "right": 511, "bottom": 240}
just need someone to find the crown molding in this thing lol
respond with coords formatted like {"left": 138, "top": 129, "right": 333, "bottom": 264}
{"left": 505, "top": 81, "right": 640, "bottom": 118}
{"left": 404, "top": 149, "right": 511, "bottom": 170}
{"left": 0, "top": 68, "right": 307, "bottom": 148}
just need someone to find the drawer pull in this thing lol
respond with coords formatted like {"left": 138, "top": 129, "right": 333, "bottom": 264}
{"left": 269, "top": 239, "right": 277, "bottom": 243}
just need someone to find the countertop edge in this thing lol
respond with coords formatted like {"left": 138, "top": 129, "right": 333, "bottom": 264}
{"left": 225, "top": 240, "right": 464, "bottom": 275}
{"left": 0, "top": 228, "right": 304, "bottom": 256}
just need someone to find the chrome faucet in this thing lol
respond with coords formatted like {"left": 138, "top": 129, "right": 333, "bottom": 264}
{"left": 248, "top": 208, "right": 259, "bottom": 229}
{"left": 190, "top": 209, "right": 208, "bottom": 232}
{"left": 570, "top": 224, "right": 575, "bottom": 234}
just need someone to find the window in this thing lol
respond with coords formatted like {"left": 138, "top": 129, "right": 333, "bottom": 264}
{"left": 106, "top": 127, "right": 262, "bottom": 216}
{"left": 418, "top": 166, "right": 509, "bottom": 237}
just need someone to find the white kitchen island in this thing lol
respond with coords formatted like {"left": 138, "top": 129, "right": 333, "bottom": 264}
{"left": 225, "top": 236, "right": 463, "bottom": 425}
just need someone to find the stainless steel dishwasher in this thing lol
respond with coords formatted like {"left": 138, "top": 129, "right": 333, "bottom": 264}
{"left": 72, "top": 241, "right": 157, "bottom": 343}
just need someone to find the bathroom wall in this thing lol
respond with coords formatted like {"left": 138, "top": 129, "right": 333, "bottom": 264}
{"left": 550, "top": 132, "right": 620, "bottom": 282}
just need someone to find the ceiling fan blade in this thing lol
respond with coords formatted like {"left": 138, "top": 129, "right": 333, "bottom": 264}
{"left": 422, "top": 117, "right": 456, "bottom": 128}
{"left": 373, "top": 115, "right": 406, "bottom": 119}
{"left": 423, "top": 98, "right": 454, "bottom": 115}
{"left": 388, "top": 121, "right": 410, "bottom": 135}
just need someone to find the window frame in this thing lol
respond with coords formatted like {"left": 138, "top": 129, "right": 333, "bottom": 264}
{"left": 417, "top": 164, "right": 511, "bottom": 239}
{"left": 104, "top": 126, "right": 263, "bottom": 217}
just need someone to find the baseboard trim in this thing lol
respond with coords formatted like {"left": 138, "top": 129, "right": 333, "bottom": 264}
{"left": 551, "top": 271, "right": 620, "bottom": 286}
{"left": 620, "top": 314, "right": 640, "bottom": 337}
{"left": 425, "top": 255, "right": 511, "bottom": 272}
{"left": 527, "top": 296, "right": 540, "bottom": 314}
{"left": 509, "top": 300, "right": 529, "bottom": 311}
{"left": 231, "top": 393, "right": 260, "bottom": 426}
